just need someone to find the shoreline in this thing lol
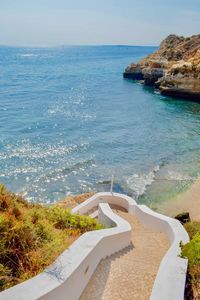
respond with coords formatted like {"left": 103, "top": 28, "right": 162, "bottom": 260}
{"left": 56, "top": 175, "right": 200, "bottom": 222}
{"left": 157, "top": 177, "right": 200, "bottom": 221}
{"left": 57, "top": 178, "right": 200, "bottom": 221}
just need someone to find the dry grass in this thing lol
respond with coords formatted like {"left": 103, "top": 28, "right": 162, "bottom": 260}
{"left": 57, "top": 192, "right": 94, "bottom": 209}
{"left": 0, "top": 184, "right": 103, "bottom": 291}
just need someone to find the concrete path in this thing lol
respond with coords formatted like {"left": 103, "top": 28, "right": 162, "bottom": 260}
{"left": 80, "top": 209, "right": 169, "bottom": 300}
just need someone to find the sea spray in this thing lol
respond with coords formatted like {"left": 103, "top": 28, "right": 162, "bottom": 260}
{"left": 125, "top": 166, "right": 160, "bottom": 198}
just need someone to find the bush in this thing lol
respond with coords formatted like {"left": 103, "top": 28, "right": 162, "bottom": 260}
{"left": 181, "top": 234, "right": 200, "bottom": 266}
{"left": 0, "top": 184, "right": 104, "bottom": 291}
{"left": 48, "top": 206, "right": 102, "bottom": 232}
{"left": 181, "top": 222, "right": 200, "bottom": 299}
{"left": 184, "top": 222, "right": 200, "bottom": 239}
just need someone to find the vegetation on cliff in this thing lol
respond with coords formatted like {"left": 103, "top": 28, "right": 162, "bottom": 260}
{"left": 0, "top": 184, "right": 103, "bottom": 292}
{"left": 181, "top": 221, "right": 200, "bottom": 299}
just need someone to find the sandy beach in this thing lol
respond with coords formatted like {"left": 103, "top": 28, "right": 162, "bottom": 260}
{"left": 157, "top": 178, "right": 200, "bottom": 221}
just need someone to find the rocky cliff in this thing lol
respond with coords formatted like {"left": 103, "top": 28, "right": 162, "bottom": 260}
{"left": 123, "top": 34, "right": 200, "bottom": 101}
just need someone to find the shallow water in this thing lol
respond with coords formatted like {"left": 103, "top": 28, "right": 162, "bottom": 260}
{"left": 0, "top": 45, "right": 200, "bottom": 204}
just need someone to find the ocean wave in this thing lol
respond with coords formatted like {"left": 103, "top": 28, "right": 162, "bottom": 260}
{"left": 34, "top": 158, "right": 96, "bottom": 183}
{"left": 17, "top": 159, "right": 96, "bottom": 203}
{"left": 126, "top": 166, "right": 160, "bottom": 197}
{"left": 20, "top": 54, "right": 38, "bottom": 57}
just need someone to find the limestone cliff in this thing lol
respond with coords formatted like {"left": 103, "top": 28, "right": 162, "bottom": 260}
{"left": 123, "top": 34, "right": 200, "bottom": 101}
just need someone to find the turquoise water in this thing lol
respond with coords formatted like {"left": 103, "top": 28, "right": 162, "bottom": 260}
{"left": 1, "top": 45, "right": 200, "bottom": 204}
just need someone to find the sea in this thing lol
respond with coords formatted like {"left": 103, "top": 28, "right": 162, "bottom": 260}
{"left": 1, "top": 45, "right": 200, "bottom": 206}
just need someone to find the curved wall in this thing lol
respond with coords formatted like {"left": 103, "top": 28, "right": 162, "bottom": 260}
{"left": 0, "top": 192, "right": 189, "bottom": 300}
{"left": 72, "top": 192, "right": 137, "bottom": 215}
{"left": 74, "top": 192, "right": 189, "bottom": 300}
{"left": 0, "top": 201, "right": 131, "bottom": 300}
{"left": 134, "top": 205, "right": 189, "bottom": 300}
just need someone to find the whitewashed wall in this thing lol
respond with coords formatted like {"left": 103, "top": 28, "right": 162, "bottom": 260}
{"left": 0, "top": 192, "right": 189, "bottom": 300}
{"left": 0, "top": 201, "right": 131, "bottom": 300}
{"left": 135, "top": 205, "right": 189, "bottom": 300}
{"left": 73, "top": 192, "right": 189, "bottom": 300}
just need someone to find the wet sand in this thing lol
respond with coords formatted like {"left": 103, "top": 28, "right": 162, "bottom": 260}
{"left": 157, "top": 177, "right": 200, "bottom": 221}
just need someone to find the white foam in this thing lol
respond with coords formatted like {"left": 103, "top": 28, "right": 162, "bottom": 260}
{"left": 126, "top": 166, "right": 160, "bottom": 197}
{"left": 20, "top": 54, "right": 38, "bottom": 57}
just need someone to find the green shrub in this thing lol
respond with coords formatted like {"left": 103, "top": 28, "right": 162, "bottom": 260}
{"left": 49, "top": 206, "right": 102, "bottom": 232}
{"left": 0, "top": 184, "right": 104, "bottom": 291}
{"left": 182, "top": 223, "right": 200, "bottom": 297}
{"left": 181, "top": 234, "right": 200, "bottom": 266}
{"left": 184, "top": 222, "right": 200, "bottom": 239}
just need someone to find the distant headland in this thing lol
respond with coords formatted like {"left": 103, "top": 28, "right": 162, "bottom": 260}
{"left": 124, "top": 34, "right": 200, "bottom": 101}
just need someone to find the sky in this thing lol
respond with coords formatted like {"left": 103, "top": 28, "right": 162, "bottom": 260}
{"left": 0, "top": 0, "right": 200, "bottom": 46}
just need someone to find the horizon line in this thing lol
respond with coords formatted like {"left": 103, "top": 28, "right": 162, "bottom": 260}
{"left": 0, "top": 43, "right": 158, "bottom": 48}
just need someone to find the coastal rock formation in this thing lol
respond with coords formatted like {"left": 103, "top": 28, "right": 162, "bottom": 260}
{"left": 175, "top": 212, "right": 191, "bottom": 224}
{"left": 124, "top": 34, "right": 200, "bottom": 101}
